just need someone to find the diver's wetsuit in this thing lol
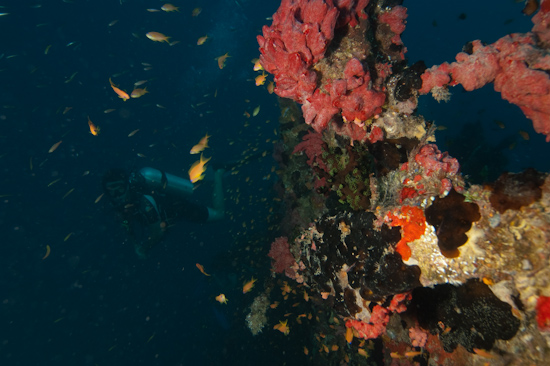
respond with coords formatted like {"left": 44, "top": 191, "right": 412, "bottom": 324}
{"left": 107, "top": 167, "right": 223, "bottom": 257}
{"left": 128, "top": 167, "right": 209, "bottom": 222}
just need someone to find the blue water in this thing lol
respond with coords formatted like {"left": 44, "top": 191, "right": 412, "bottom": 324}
{"left": 0, "top": 1, "right": 547, "bottom": 365}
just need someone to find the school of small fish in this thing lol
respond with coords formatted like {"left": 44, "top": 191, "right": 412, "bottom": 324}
{"left": 0, "top": 0, "right": 382, "bottom": 360}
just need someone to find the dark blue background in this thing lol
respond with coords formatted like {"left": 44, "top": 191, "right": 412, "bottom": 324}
{"left": 0, "top": 1, "right": 547, "bottom": 365}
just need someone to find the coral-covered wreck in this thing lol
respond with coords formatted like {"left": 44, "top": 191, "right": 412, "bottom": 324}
{"left": 247, "top": 1, "right": 550, "bottom": 365}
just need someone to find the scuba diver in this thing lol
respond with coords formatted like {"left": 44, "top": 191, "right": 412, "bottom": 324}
{"left": 102, "top": 167, "right": 225, "bottom": 258}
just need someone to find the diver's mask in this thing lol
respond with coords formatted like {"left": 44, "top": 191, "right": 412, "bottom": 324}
{"left": 105, "top": 179, "right": 129, "bottom": 206}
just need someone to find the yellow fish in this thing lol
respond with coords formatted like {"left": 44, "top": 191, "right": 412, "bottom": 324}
{"left": 130, "top": 87, "right": 148, "bottom": 98}
{"left": 161, "top": 3, "right": 179, "bottom": 12}
{"left": 252, "top": 58, "right": 263, "bottom": 71}
{"left": 215, "top": 53, "right": 230, "bottom": 69}
{"left": 42, "top": 245, "right": 51, "bottom": 260}
{"left": 191, "top": 7, "right": 202, "bottom": 17}
{"left": 146, "top": 32, "right": 171, "bottom": 43}
{"left": 190, "top": 133, "right": 210, "bottom": 154}
{"left": 197, "top": 35, "right": 209, "bottom": 45}
{"left": 48, "top": 140, "right": 62, "bottom": 153}
{"left": 252, "top": 105, "right": 260, "bottom": 117}
{"left": 188, "top": 154, "right": 211, "bottom": 183}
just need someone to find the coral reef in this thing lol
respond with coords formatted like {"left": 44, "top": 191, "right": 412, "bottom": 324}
{"left": 489, "top": 168, "right": 546, "bottom": 213}
{"left": 424, "top": 189, "right": 481, "bottom": 258}
{"left": 254, "top": 1, "right": 550, "bottom": 364}
{"left": 246, "top": 292, "right": 271, "bottom": 336}
{"left": 258, "top": 0, "right": 418, "bottom": 140}
{"left": 420, "top": 24, "right": 550, "bottom": 141}
{"left": 411, "top": 279, "right": 520, "bottom": 353}
{"left": 267, "top": 236, "right": 300, "bottom": 279}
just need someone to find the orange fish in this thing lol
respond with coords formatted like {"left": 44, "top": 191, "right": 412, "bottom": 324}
{"left": 358, "top": 348, "right": 368, "bottom": 357}
{"left": 473, "top": 348, "right": 497, "bottom": 359}
{"left": 273, "top": 320, "right": 290, "bottom": 335}
{"left": 345, "top": 326, "right": 353, "bottom": 343}
{"left": 188, "top": 153, "right": 211, "bottom": 183}
{"left": 146, "top": 32, "right": 171, "bottom": 43}
{"left": 215, "top": 53, "right": 230, "bottom": 69}
{"left": 87, "top": 116, "right": 100, "bottom": 136}
{"left": 190, "top": 133, "right": 210, "bottom": 154}
{"left": 130, "top": 87, "right": 148, "bottom": 98}
{"left": 109, "top": 78, "right": 130, "bottom": 101}
{"left": 195, "top": 263, "right": 211, "bottom": 276}
{"left": 197, "top": 35, "right": 209, "bottom": 45}
{"left": 161, "top": 3, "right": 179, "bottom": 12}
{"left": 390, "top": 352, "right": 403, "bottom": 359}
{"left": 242, "top": 277, "right": 256, "bottom": 294}
{"left": 255, "top": 72, "right": 267, "bottom": 86}
{"left": 281, "top": 281, "right": 291, "bottom": 295}
{"left": 215, "top": 294, "right": 228, "bottom": 304}
{"left": 191, "top": 7, "right": 202, "bottom": 17}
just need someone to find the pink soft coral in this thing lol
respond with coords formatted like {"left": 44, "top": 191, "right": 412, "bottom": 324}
{"left": 268, "top": 236, "right": 297, "bottom": 278}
